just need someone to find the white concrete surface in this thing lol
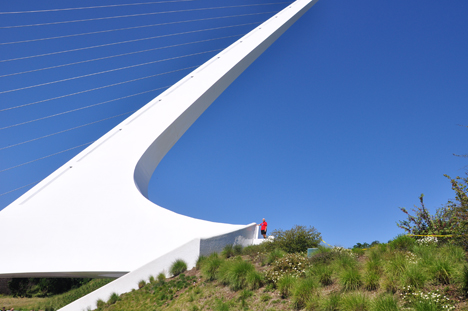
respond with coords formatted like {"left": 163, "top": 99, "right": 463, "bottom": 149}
{"left": 0, "top": 0, "right": 318, "bottom": 279}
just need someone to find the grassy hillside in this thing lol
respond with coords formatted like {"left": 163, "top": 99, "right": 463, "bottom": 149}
{"left": 2, "top": 235, "right": 467, "bottom": 311}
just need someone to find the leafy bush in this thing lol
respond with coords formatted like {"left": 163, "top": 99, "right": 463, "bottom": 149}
{"left": 170, "top": 259, "right": 187, "bottom": 277}
{"left": 310, "top": 251, "right": 337, "bottom": 266}
{"left": 389, "top": 235, "right": 415, "bottom": 252}
{"left": 271, "top": 225, "right": 322, "bottom": 253}
{"left": 266, "top": 248, "right": 286, "bottom": 265}
{"left": 264, "top": 253, "right": 308, "bottom": 284}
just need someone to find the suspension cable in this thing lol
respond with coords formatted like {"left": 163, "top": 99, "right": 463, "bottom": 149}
{"left": 0, "top": 66, "right": 196, "bottom": 112}
{"left": 0, "top": 85, "right": 173, "bottom": 131}
{"left": 0, "top": 111, "right": 137, "bottom": 151}
{"left": 0, "top": 48, "right": 221, "bottom": 95}
{"left": 0, "top": 3, "right": 288, "bottom": 29}
{"left": 0, "top": 0, "right": 194, "bottom": 14}
{"left": 0, "top": 142, "right": 94, "bottom": 174}
{"left": 0, "top": 34, "right": 242, "bottom": 78}
{"left": 0, "top": 11, "right": 274, "bottom": 46}
{"left": 0, "top": 22, "right": 258, "bottom": 63}
{"left": 0, "top": 181, "right": 41, "bottom": 198}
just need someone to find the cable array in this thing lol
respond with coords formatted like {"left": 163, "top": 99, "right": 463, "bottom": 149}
{"left": 0, "top": 0, "right": 292, "bottom": 206}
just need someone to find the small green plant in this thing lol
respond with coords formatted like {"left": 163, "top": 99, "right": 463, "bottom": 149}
{"left": 170, "top": 259, "right": 188, "bottom": 277}
{"left": 340, "top": 292, "right": 369, "bottom": 311}
{"left": 266, "top": 248, "right": 286, "bottom": 265}
{"left": 430, "top": 258, "right": 453, "bottom": 285}
{"left": 107, "top": 292, "right": 119, "bottom": 305}
{"left": 138, "top": 280, "right": 146, "bottom": 289}
{"left": 372, "top": 294, "right": 399, "bottom": 311}
{"left": 218, "top": 259, "right": 256, "bottom": 291}
{"left": 363, "top": 271, "right": 379, "bottom": 291}
{"left": 260, "top": 293, "right": 272, "bottom": 302}
{"left": 238, "top": 289, "right": 253, "bottom": 308}
{"left": 389, "top": 235, "right": 415, "bottom": 252}
{"left": 246, "top": 269, "right": 263, "bottom": 290}
{"left": 292, "top": 277, "right": 319, "bottom": 309}
{"left": 96, "top": 299, "right": 105, "bottom": 309}
{"left": 149, "top": 275, "right": 155, "bottom": 283}
{"left": 157, "top": 272, "right": 166, "bottom": 283}
{"left": 233, "top": 244, "right": 243, "bottom": 255}
{"left": 222, "top": 244, "right": 235, "bottom": 258}
{"left": 340, "top": 269, "right": 362, "bottom": 291}
{"left": 196, "top": 255, "right": 206, "bottom": 270}
{"left": 202, "top": 253, "right": 224, "bottom": 281}
{"left": 277, "top": 274, "right": 296, "bottom": 298}
{"left": 308, "top": 264, "right": 333, "bottom": 286}
{"left": 321, "top": 292, "right": 341, "bottom": 311}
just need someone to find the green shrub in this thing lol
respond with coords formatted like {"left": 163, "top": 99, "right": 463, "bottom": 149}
{"left": 238, "top": 289, "right": 253, "bottom": 308}
{"left": 277, "top": 274, "right": 297, "bottom": 298}
{"left": 149, "top": 275, "right": 155, "bottom": 283}
{"left": 271, "top": 225, "right": 322, "bottom": 253}
{"left": 340, "top": 269, "right": 362, "bottom": 291}
{"left": 218, "top": 259, "right": 256, "bottom": 291}
{"left": 266, "top": 248, "right": 286, "bottom": 265}
{"left": 202, "top": 253, "right": 224, "bottom": 281}
{"left": 264, "top": 253, "right": 308, "bottom": 284}
{"left": 389, "top": 235, "right": 415, "bottom": 252}
{"left": 292, "top": 277, "right": 319, "bottom": 309}
{"left": 371, "top": 294, "right": 399, "bottom": 311}
{"left": 170, "top": 259, "right": 188, "bottom": 277}
{"left": 340, "top": 293, "right": 369, "bottom": 311}
{"left": 138, "top": 280, "right": 146, "bottom": 289}
{"left": 310, "top": 250, "right": 337, "bottom": 266}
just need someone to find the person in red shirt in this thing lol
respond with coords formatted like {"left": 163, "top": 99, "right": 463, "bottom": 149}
{"left": 259, "top": 218, "right": 268, "bottom": 238}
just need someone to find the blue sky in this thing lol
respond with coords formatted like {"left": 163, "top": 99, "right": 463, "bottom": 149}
{"left": 1, "top": 0, "right": 467, "bottom": 248}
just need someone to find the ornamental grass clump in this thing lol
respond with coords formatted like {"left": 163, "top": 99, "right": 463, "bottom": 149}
{"left": 340, "top": 268, "right": 362, "bottom": 291}
{"left": 320, "top": 292, "right": 341, "bottom": 311}
{"left": 222, "top": 244, "right": 234, "bottom": 258}
{"left": 218, "top": 258, "right": 257, "bottom": 291}
{"left": 170, "top": 259, "right": 187, "bottom": 277}
{"left": 340, "top": 292, "right": 370, "bottom": 311}
{"left": 401, "top": 264, "right": 427, "bottom": 289}
{"left": 363, "top": 271, "right": 380, "bottom": 291}
{"left": 292, "top": 277, "right": 319, "bottom": 309}
{"left": 429, "top": 258, "right": 453, "bottom": 285}
{"left": 372, "top": 294, "right": 399, "bottom": 311}
{"left": 277, "top": 274, "right": 297, "bottom": 298}
{"left": 307, "top": 263, "right": 333, "bottom": 286}
{"left": 201, "top": 253, "right": 224, "bottom": 281}
{"left": 264, "top": 253, "right": 308, "bottom": 284}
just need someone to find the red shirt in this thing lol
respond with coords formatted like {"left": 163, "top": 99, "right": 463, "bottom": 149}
{"left": 260, "top": 221, "right": 267, "bottom": 231}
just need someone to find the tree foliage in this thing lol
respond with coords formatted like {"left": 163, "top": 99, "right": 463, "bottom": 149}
{"left": 396, "top": 194, "right": 455, "bottom": 237}
{"left": 445, "top": 173, "right": 468, "bottom": 249}
{"left": 271, "top": 225, "right": 321, "bottom": 253}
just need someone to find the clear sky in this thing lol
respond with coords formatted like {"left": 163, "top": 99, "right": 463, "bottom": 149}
{"left": 0, "top": 0, "right": 467, "bottom": 248}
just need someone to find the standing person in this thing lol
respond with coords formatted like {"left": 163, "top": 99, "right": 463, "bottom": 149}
{"left": 259, "top": 218, "right": 268, "bottom": 239}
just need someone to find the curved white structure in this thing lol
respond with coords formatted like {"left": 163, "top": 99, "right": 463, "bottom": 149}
{"left": 0, "top": 0, "right": 318, "bottom": 279}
